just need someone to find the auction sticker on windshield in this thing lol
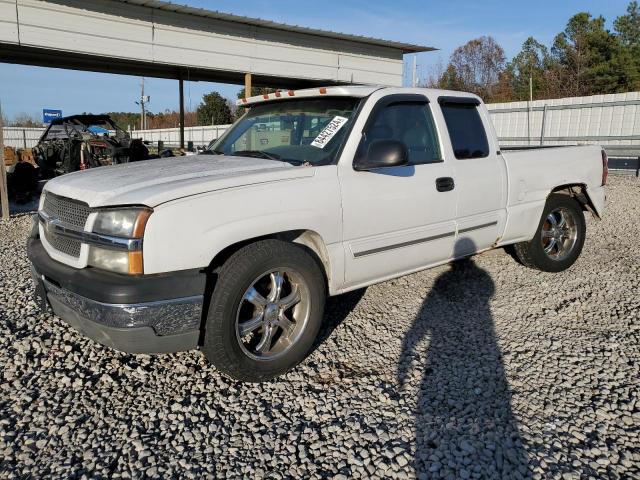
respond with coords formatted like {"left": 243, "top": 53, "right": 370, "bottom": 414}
{"left": 311, "top": 116, "right": 349, "bottom": 149}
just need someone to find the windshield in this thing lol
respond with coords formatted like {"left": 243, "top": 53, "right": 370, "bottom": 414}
{"left": 209, "top": 97, "right": 361, "bottom": 165}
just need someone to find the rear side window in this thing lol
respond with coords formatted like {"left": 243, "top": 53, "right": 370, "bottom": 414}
{"left": 440, "top": 102, "right": 490, "bottom": 159}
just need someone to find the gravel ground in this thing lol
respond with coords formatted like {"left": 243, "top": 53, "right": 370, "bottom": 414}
{"left": 1, "top": 175, "right": 638, "bottom": 479}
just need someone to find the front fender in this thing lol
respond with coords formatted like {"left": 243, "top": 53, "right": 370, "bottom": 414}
{"left": 141, "top": 168, "right": 343, "bottom": 281}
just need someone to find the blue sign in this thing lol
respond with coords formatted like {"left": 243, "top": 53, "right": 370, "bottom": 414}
{"left": 42, "top": 109, "right": 62, "bottom": 124}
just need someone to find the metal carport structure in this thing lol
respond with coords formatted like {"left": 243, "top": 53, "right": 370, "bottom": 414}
{"left": 0, "top": 0, "right": 434, "bottom": 147}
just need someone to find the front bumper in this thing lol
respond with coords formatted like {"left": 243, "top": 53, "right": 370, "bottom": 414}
{"left": 28, "top": 233, "right": 206, "bottom": 354}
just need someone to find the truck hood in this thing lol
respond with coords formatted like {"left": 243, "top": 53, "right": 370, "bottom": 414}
{"left": 43, "top": 155, "right": 315, "bottom": 208}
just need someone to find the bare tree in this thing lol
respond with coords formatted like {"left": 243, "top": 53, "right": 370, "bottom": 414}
{"left": 421, "top": 58, "right": 447, "bottom": 88}
{"left": 448, "top": 36, "right": 507, "bottom": 99}
{"left": 10, "top": 113, "right": 41, "bottom": 128}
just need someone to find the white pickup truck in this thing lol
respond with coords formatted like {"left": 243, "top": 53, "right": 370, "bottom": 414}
{"left": 28, "top": 86, "right": 607, "bottom": 382}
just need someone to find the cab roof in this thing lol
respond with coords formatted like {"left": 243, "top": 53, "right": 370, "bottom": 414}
{"left": 236, "top": 86, "right": 483, "bottom": 107}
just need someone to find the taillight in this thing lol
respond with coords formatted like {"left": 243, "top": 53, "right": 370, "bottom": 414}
{"left": 601, "top": 149, "right": 609, "bottom": 186}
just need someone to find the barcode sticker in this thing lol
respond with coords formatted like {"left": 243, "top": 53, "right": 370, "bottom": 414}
{"left": 311, "top": 116, "right": 349, "bottom": 149}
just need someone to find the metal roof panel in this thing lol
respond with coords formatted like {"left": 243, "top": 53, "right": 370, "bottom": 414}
{"left": 113, "top": 0, "right": 434, "bottom": 53}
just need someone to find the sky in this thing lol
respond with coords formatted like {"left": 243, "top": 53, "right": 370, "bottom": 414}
{"left": 0, "top": 0, "right": 632, "bottom": 121}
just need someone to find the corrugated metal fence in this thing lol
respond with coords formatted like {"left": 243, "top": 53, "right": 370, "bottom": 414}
{"left": 3, "top": 91, "right": 640, "bottom": 157}
{"left": 487, "top": 91, "right": 640, "bottom": 173}
{"left": 130, "top": 125, "right": 231, "bottom": 147}
{"left": 487, "top": 91, "right": 640, "bottom": 149}
{"left": 3, "top": 127, "right": 44, "bottom": 149}
{"left": 1, "top": 125, "right": 231, "bottom": 149}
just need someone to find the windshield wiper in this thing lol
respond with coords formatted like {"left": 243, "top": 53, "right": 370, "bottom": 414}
{"left": 231, "top": 150, "right": 308, "bottom": 166}
{"left": 201, "top": 148, "right": 224, "bottom": 155}
{"left": 232, "top": 150, "right": 281, "bottom": 161}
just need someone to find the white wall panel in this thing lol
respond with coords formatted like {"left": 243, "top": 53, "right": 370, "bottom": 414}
{"left": 1, "top": 125, "right": 229, "bottom": 149}
{"left": 3, "top": 127, "right": 45, "bottom": 148}
{"left": 2, "top": 0, "right": 408, "bottom": 86}
{"left": 130, "top": 125, "right": 231, "bottom": 146}
{"left": 0, "top": 0, "right": 18, "bottom": 43}
{"left": 488, "top": 91, "right": 640, "bottom": 147}
{"left": 337, "top": 54, "right": 403, "bottom": 86}
{"left": 17, "top": 0, "right": 154, "bottom": 60}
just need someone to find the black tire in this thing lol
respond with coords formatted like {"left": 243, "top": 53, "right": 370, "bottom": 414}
{"left": 203, "top": 239, "right": 326, "bottom": 382}
{"left": 513, "top": 193, "right": 586, "bottom": 272}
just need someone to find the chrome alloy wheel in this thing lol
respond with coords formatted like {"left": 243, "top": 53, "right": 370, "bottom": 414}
{"left": 541, "top": 207, "right": 578, "bottom": 261}
{"left": 235, "top": 269, "right": 311, "bottom": 360}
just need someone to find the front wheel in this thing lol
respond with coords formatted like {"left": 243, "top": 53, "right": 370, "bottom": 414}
{"left": 203, "top": 239, "right": 326, "bottom": 382}
{"left": 513, "top": 193, "right": 586, "bottom": 272}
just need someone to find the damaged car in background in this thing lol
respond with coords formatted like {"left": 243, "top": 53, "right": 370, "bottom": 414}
{"left": 33, "top": 114, "right": 155, "bottom": 178}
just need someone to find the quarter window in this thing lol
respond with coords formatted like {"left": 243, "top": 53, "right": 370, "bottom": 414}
{"left": 358, "top": 102, "right": 442, "bottom": 165}
{"left": 440, "top": 102, "right": 490, "bottom": 159}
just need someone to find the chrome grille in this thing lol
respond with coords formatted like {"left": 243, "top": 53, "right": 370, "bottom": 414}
{"left": 42, "top": 192, "right": 91, "bottom": 229}
{"left": 41, "top": 192, "right": 91, "bottom": 259}
{"left": 43, "top": 228, "right": 82, "bottom": 258}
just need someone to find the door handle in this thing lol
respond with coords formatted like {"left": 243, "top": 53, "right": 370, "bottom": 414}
{"left": 436, "top": 177, "right": 455, "bottom": 192}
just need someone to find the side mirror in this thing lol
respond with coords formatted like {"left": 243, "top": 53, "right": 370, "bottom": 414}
{"left": 354, "top": 139, "right": 409, "bottom": 171}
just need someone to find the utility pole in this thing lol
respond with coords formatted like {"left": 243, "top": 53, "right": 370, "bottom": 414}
{"left": 136, "top": 77, "right": 150, "bottom": 130}
{"left": 0, "top": 101, "right": 9, "bottom": 220}
{"left": 140, "top": 78, "right": 145, "bottom": 129}
{"left": 412, "top": 54, "right": 417, "bottom": 87}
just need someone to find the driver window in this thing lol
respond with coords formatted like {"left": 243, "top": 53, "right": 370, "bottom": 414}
{"left": 360, "top": 102, "right": 442, "bottom": 165}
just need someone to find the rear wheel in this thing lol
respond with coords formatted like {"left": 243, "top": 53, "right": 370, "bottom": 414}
{"left": 513, "top": 193, "right": 586, "bottom": 272}
{"left": 203, "top": 239, "right": 326, "bottom": 382}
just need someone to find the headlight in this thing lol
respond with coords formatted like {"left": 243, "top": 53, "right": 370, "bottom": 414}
{"left": 89, "top": 208, "right": 151, "bottom": 275}
{"left": 93, "top": 208, "right": 150, "bottom": 237}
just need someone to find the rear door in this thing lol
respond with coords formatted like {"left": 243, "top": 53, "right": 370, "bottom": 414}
{"left": 338, "top": 92, "right": 457, "bottom": 289}
{"left": 438, "top": 96, "right": 507, "bottom": 256}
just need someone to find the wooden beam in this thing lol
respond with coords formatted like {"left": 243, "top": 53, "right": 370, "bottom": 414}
{"left": 0, "top": 102, "right": 9, "bottom": 220}
{"left": 244, "top": 72, "right": 252, "bottom": 99}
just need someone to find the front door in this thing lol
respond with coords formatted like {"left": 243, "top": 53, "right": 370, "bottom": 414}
{"left": 339, "top": 93, "right": 457, "bottom": 290}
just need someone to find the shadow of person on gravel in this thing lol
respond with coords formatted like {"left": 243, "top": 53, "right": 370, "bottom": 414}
{"left": 398, "top": 238, "right": 531, "bottom": 479}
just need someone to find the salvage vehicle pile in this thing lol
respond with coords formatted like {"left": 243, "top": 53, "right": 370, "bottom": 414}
{"left": 6, "top": 114, "right": 173, "bottom": 204}
{"left": 33, "top": 114, "right": 151, "bottom": 177}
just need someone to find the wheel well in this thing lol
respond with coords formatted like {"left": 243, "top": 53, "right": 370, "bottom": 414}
{"left": 198, "top": 230, "right": 331, "bottom": 348}
{"left": 207, "top": 230, "right": 331, "bottom": 287}
{"left": 550, "top": 183, "right": 600, "bottom": 219}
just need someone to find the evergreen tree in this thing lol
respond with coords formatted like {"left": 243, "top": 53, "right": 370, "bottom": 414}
{"left": 506, "top": 37, "right": 553, "bottom": 100}
{"left": 614, "top": 1, "right": 640, "bottom": 47}
{"left": 614, "top": 1, "right": 640, "bottom": 90}
{"left": 551, "top": 13, "right": 623, "bottom": 96}
{"left": 196, "top": 91, "right": 233, "bottom": 126}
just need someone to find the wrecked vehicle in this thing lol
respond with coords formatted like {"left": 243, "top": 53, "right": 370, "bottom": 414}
{"left": 33, "top": 115, "right": 150, "bottom": 177}
{"left": 4, "top": 147, "right": 39, "bottom": 203}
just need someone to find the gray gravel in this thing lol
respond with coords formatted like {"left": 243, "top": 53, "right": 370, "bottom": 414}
{"left": 1, "top": 175, "right": 639, "bottom": 479}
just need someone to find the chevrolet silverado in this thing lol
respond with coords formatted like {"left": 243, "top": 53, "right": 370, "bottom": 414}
{"left": 28, "top": 86, "right": 607, "bottom": 382}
